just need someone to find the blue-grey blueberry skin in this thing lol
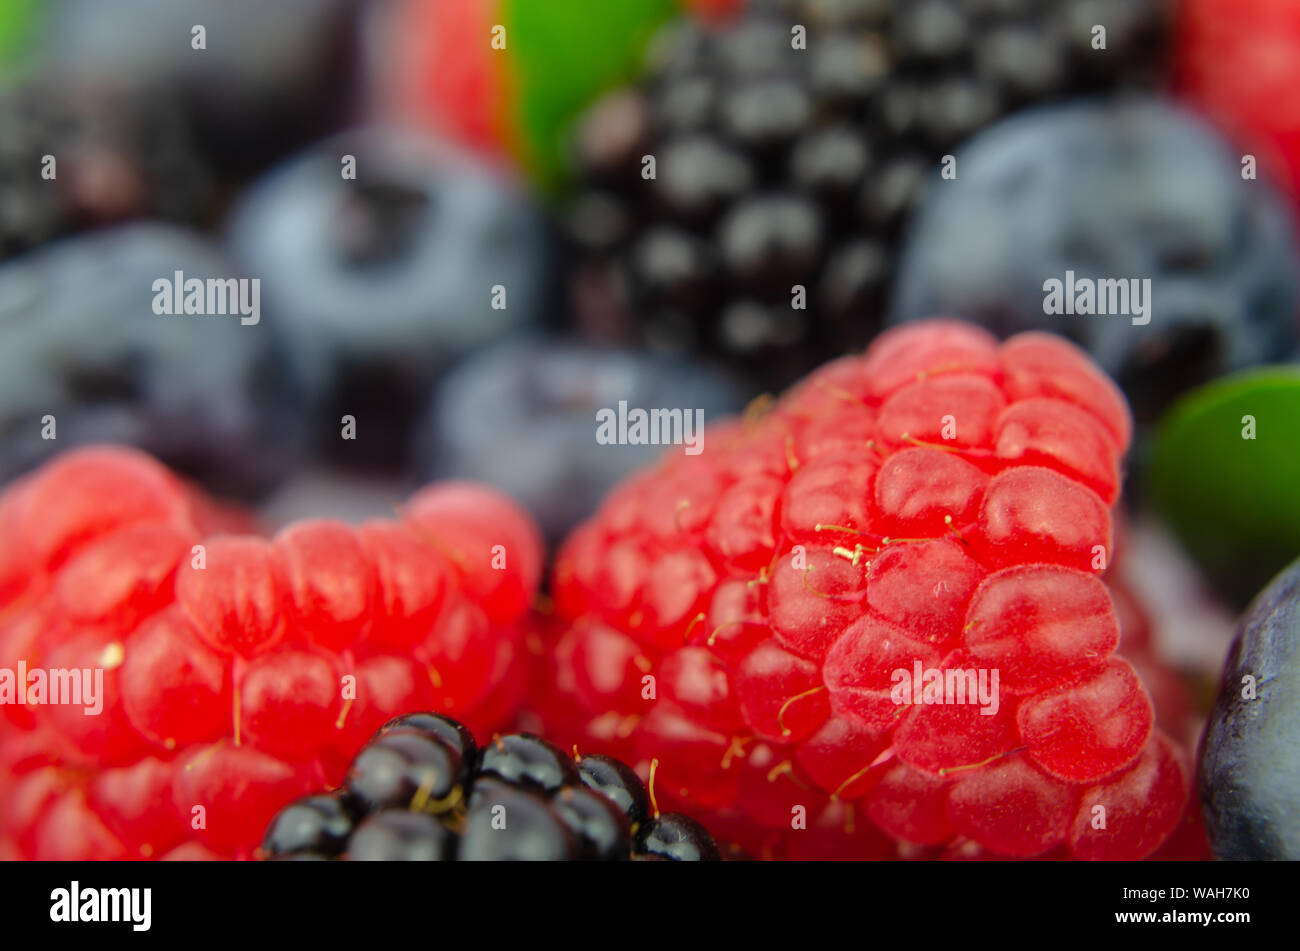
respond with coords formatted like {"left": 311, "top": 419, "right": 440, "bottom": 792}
{"left": 890, "top": 99, "right": 1300, "bottom": 422}
{"left": 227, "top": 126, "right": 553, "bottom": 464}
{"left": 415, "top": 335, "right": 752, "bottom": 545}
{"left": 0, "top": 223, "right": 306, "bottom": 498}
{"left": 1200, "top": 556, "right": 1300, "bottom": 859}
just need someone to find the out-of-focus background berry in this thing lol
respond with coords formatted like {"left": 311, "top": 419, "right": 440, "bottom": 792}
{"left": 1, "top": 0, "right": 1299, "bottom": 797}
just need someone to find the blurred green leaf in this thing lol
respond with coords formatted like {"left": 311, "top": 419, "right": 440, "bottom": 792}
{"left": 1150, "top": 368, "right": 1300, "bottom": 608}
{"left": 0, "top": 0, "right": 40, "bottom": 70}
{"left": 502, "top": 0, "right": 679, "bottom": 192}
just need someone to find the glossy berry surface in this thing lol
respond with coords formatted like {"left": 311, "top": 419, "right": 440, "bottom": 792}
{"left": 1200, "top": 557, "right": 1300, "bottom": 859}
{"left": 637, "top": 811, "right": 721, "bottom": 861}
{"left": 565, "top": 0, "right": 1169, "bottom": 388}
{"left": 533, "top": 319, "right": 1194, "bottom": 860}
{"left": 262, "top": 712, "right": 721, "bottom": 861}
{"left": 890, "top": 100, "right": 1300, "bottom": 424}
{"left": 577, "top": 753, "right": 652, "bottom": 826}
{"left": 261, "top": 795, "right": 355, "bottom": 859}
{"left": 0, "top": 447, "right": 543, "bottom": 860}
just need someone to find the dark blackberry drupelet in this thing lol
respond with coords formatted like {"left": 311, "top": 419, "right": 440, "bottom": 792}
{"left": 262, "top": 713, "right": 721, "bottom": 861}
{"left": 0, "top": 77, "right": 215, "bottom": 261}
{"left": 261, "top": 796, "right": 356, "bottom": 859}
{"left": 565, "top": 0, "right": 1169, "bottom": 388}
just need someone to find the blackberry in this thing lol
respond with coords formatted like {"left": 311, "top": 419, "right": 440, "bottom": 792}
{"left": 576, "top": 754, "right": 652, "bottom": 826}
{"left": 343, "top": 729, "right": 471, "bottom": 815}
{"left": 0, "top": 76, "right": 214, "bottom": 261}
{"left": 479, "top": 732, "right": 581, "bottom": 793}
{"left": 262, "top": 712, "right": 721, "bottom": 861}
{"left": 565, "top": 0, "right": 1169, "bottom": 388}
{"left": 261, "top": 795, "right": 356, "bottom": 859}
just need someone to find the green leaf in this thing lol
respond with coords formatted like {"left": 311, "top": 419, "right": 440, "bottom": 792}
{"left": 1150, "top": 367, "right": 1300, "bottom": 608}
{"left": 502, "top": 0, "right": 678, "bottom": 192}
{"left": 0, "top": 0, "right": 41, "bottom": 70}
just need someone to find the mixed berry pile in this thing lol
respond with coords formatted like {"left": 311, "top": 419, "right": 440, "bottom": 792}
{"left": 0, "top": 0, "right": 1293, "bottom": 862}
{"left": 0, "top": 447, "right": 541, "bottom": 859}
{"left": 565, "top": 0, "right": 1169, "bottom": 384}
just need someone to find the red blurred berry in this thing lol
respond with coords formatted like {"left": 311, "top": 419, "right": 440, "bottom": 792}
{"left": 1178, "top": 0, "right": 1300, "bottom": 202}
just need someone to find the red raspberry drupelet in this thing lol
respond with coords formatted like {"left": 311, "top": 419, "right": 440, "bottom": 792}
{"left": 0, "top": 447, "right": 542, "bottom": 860}
{"left": 535, "top": 320, "right": 1192, "bottom": 860}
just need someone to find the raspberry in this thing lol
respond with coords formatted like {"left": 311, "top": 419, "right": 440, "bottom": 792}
{"left": 1178, "top": 0, "right": 1300, "bottom": 204}
{"left": 0, "top": 446, "right": 542, "bottom": 860}
{"left": 262, "top": 712, "right": 722, "bottom": 861}
{"left": 534, "top": 320, "right": 1193, "bottom": 859}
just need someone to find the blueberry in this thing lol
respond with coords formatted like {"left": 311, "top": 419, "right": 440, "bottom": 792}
{"left": 1200, "top": 558, "right": 1300, "bottom": 860}
{"left": 890, "top": 100, "right": 1300, "bottom": 424}
{"left": 0, "top": 223, "right": 304, "bottom": 497}
{"left": 43, "top": 0, "right": 363, "bottom": 179}
{"left": 414, "top": 334, "right": 749, "bottom": 543}
{"left": 228, "top": 126, "right": 551, "bottom": 469}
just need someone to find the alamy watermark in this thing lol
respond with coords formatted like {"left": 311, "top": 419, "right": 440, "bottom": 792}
{"left": 50, "top": 882, "right": 151, "bottom": 931}
{"left": 595, "top": 400, "right": 704, "bottom": 455}
{"left": 152, "top": 271, "right": 261, "bottom": 325}
{"left": 1043, "top": 270, "right": 1151, "bottom": 326}
{"left": 891, "top": 660, "right": 1000, "bottom": 716}
{"left": 0, "top": 663, "right": 104, "bottom": 715}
